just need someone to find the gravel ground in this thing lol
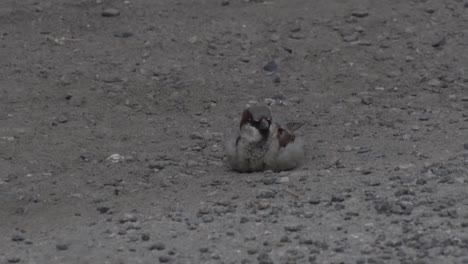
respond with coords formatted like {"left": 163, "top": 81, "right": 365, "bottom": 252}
{"left": 1, "top": 0, "right": 468, "bottom": 263}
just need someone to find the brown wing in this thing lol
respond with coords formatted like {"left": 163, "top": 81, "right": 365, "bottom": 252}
{"left": 277, "top": 127, "right": 295, "bottom": 148}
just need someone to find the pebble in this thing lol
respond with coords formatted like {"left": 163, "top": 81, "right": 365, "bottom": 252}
{"left": 141, "top": 233, "right": 150, "bottom": 241}
{"left": 331, "top": 193, "right": 345, "bottom": 202}
{"left": 189, "top": 132, "right": 204, "bottom": 140}
{"left": 257, "top": 200, "right": 270, "bottom": 210}
{"left": 257, "top": 253, "right": 274, "bottom": 264}
{"left": 159, "top": 256, "right": 171, "bottom": 263}
{"left": 428, "top": 78, "right": 442, "bottom": 87}
{"left": 11, "top": 234, "right": 25, "bottom": 242}
{"left": 119, "top": 213, "right": 138, "bottom": 223}
{"left": 432, "top": 35, "right": 446, "bottom": 49}
{"left": 256, "top": 189, "right": 276, "bottom": 199}
{"left": 102, "top": 8, "right": 120, "bottom": 17}
{"left": 464, "top": 143, "right": 468, "bottom": 150}
{"left": 148, "top": 161, "right": 170, "bottom": 170}
{"left": 396, "top": 163, "right": 414, "bottom": 170}
{"left": 7, "top": 258, "right": 20, "bottom": 263}
{"left": 280, "top": 235, "right": 290, "bottom": 243}
{"left": 56, "top": 242, "right": 69, "bottom": 250}
{"left": 66, "top": 95, "right": 85, "bottom": 106}
{"left": 107, "top": 154, "right": 125, "bottom": 163}
{"left": 278, "top": 176, "right": 289, "bottom": 183}
{"left": 351, "top": 10, "right": 369, "bottom": 18}
{"left": 308, "top": 196, "right": 321, "bottom": 205}
{"left": 149, "top": 242, "right": 166, "bottom": 251}
{"left": 263, "top": 61, "right": 277, "bottom": 72}
{"left": 361, "top": 97, "right": 373, "bottom": 105}
{"left": 113, "top": 32, "right": 133, "bottom": 38}
{"left": 284, "top": 223, "right": 303, "bottom": 232}
{"left": 269, "top": 34, "right": 280, "bottom": 42}
{"left": 57, "top": 114, "right": 68, "bottom": 123}
{"left": 288, "top": 96, "right": 301, "bottom": 104}
{"left": 202, "top": 215, "right": 214, "bottom": 223}
{"left": 289, "top": 33, "right": 304, "bottom": 39}
{"left": 97, "top": 206, "right": 110, "bottom": 214}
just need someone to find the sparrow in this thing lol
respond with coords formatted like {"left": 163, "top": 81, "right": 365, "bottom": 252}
{"left": 225, "top": 104, "right": 305, "bottom": 172}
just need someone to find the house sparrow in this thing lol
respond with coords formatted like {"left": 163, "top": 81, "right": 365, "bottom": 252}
{"left": 225, "top": 105, "right": 305, "bottom": 172}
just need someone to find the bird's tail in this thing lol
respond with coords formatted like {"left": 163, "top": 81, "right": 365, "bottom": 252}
{"left": 285, "top": 122, "right": 305, "bottom": 132}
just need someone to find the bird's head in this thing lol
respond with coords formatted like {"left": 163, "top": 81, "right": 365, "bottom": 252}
{"left": 240, "top": 105, "right": 272, "bottom": 140}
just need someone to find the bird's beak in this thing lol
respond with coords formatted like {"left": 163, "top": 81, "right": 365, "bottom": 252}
{"left": 258, "top": 118, "right": 270, "bottom": 132}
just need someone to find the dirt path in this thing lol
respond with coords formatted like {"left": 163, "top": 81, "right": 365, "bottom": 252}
{"left": 1, "top": 0, "right": 468, "bottom": 263}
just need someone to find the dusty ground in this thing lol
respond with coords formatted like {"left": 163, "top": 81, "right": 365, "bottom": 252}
{"left": 1, "top": 0, "right": 468, "bottom": 263}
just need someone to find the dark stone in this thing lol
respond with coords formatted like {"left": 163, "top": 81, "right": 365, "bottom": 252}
{"left": 263, "top": 61, "right": 278, "bottom": 72}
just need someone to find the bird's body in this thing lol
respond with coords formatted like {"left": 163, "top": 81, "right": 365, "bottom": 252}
{"left": 225, "top": 105, "right": 304, "bottom": 172}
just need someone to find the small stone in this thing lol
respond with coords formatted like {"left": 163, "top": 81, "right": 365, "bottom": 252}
{"left": 67, "top": 95, "right": 85, "bottom": 106}
{"left": 257, "top": 200, "right": 270, "bottom": 210}
{"left": 159, "top": 256, "right": 171, "bottom": 263}
{"left": 257, "top": 253, "right": 273, "bottom": 264}
{"left": 331, "top": 193, "right": 345, "bottom": 202}
{"left": 119, "top": 213, "right": 138, "bottom": 223}
{"left": 102, "top": 8, "right": 120, "bottom": 17}
{"left": 405, "top": 56, "right": 414, "bottom": 62}
{"left": 148, "top": 161, "right": 170, "bottom": 170}
{"left": 308, "top": 196, "right": 321, "bottom": 205}
{"left": 280, "top": 235, "right": 290, "bottom": 243}
{"left": 57, "top": 114, "right": 68, "bottom": 123}
{"left": 289, "top": 33, "right": 305, "bottom": 39}
{"left": 107, "top": 154, "right": 125, "bottom": 163}
{"left": 7, "top": 258, "right": 20, "bottom": 263}
{"left": 263, "top": 61, "right": 277, "bottom": 72}
{"left": 428, "top": 78, "right": 442, "bottom": 87}
{"left": 113, "top": 32, "right": 133, "bottom": 38}
{"left": 247, "top": 247, "right": 259, "bottom": 255}
{"left": 284, "top": 223, "right": 303, "bottom": 232}
{"left": 141, "top": 233, "right": 150, "bottom": 241}
{"left": 288, "top": 96, "right": 301, "bottom": 104}
{"left": 202, "top": 215, "right": 214, "bottom": 223}
{"left": 149, "top": 242, "right": 166, "bottom": 251}
{"left": 188, "top": 36, "right": 198, "bottom": 43}
{"left": 96, "top": 206, "right": 110, "bottom": 214}
{"left": 463, "top": 143, "right": 468, "bottom": 150}
{"left": 360, "top": 244, "right": 373, "bottom": 254}
{"left": 190, "top": 132, "right": 204, "bottom": 140}
{"left": 278, "top": 176, "right": 289, "bottom": 183}
{"left": 221, "top": 0, "right": 230, "bottom": 6}
{"left": 342, "top": 32, "right": 359, "bottom": 42}
{"left": 361, "top": 97, "right": 373, "bottom": 105}
{"left": 269, "top": 34, "right": 280, "bottom": 42}
{"left": 11, "top": 234, "right": 25, "bottom": 242}
{"left": 367, "top": 180, "right": 380, "bottom": 186}
{"left": 257, "top": 190, "right": 276, "bottom": 199}
{"left": 396, "top": 163, "right": 414, "bottom": 170}
{"left": 351, "top": 10, "right": 369, "bottom": 18}
{"left": 432, "top": 35, "right": 446, "bottom": 49}
{"left": 56, "top": 243, "right": 69, "bottom": 250}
